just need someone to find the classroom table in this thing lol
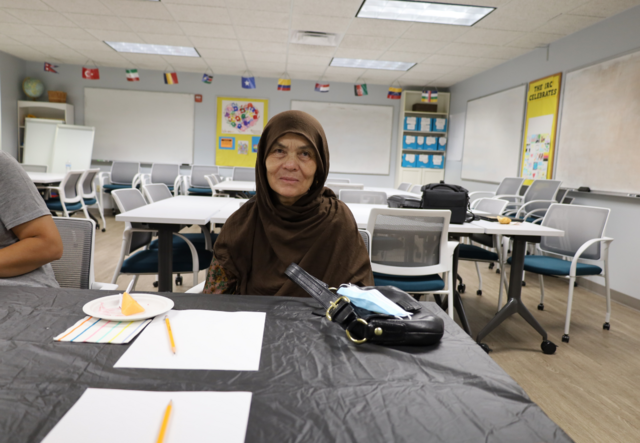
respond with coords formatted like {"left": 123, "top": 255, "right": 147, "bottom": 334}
{"left": 470, "top": 220, "right": 564, "bottom": 353}
{"left": 115, "top": 196, "right": 238, "bottom": 292}
{"left": 211, "top": 182, "right": 416, "bottom": 199}
{"left": 27, "top": 172, "right": 65, "bottom": 184}
{"left": 0, "top": 286, "right": 574, "bottom": 443}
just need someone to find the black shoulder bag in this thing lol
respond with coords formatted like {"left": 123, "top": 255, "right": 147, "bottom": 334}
{"left": 420, "top": 183, "right": 471, "bottom": 224}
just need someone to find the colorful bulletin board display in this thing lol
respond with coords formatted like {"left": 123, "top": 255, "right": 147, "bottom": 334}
{"left": 520, "top": 73, "right": 562, "bottom": 183}
{"left": 215, "top": 97, "right": 268, "bottom": 167}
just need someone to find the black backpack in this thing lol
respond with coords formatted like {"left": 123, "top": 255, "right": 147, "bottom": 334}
{"left": 420, "top": 183, "right": 470, "bottom": 224}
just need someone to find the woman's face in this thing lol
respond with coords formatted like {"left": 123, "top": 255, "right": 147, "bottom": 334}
{"left": 265, "top": 133, "right": 318, "bottom": 206}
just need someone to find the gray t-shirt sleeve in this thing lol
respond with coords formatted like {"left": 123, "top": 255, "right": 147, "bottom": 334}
{"left": 0, "top": 152, "right": 59, "bottom": 288}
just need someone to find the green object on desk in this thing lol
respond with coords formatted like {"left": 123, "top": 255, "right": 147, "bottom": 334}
{"left": 22, "top": 77, "right": 44, "bottom": 100}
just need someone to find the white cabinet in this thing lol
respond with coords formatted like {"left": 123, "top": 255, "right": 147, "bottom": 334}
{"left": 18, "top": 101, "right": 74, "bottom": 162}
{"left": 395, "top": 90, "right": 449, "bottom": 188}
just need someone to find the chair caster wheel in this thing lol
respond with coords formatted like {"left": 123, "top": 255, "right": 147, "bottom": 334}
{"left": 537, "top": 303, "right": 544, "bottom": 311}
{"left": 603, "top": 322, "right": 610, "bottom": 330}
{"left": 101, "top": 228, "right": 106, "bottom": 232}
{"left": 457, "top": 284, "right": 466, "bottom": 294}
{"left": 175, "top": 275, "right": 183, "bottom": 286}
{"left": 541, "top": 340, "right": 557, "bottom": 354}
{"left": 496, "top": 268, "right": 500, "bottom": 274}
{"left": 522, "top": 281, "right": 526, "bottom": 286}
{"left": 476, "top": 290, "right": 482, "bottom": 296}
{"left": 479, "top": 343, "right": 492, "bottom": 353}
{"left": 153, "top": 281, "right": 159, "bottom": 288}
{"left": 488, "top": 263, "right": 494, "bottom": 269}
{"left": 562, "top": 334, "right": 570, "bottom": 343}
{"left": 574, "top": 281, "right": 578, "bottom": 287}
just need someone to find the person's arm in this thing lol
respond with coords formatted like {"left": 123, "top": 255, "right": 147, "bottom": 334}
{"left": 203, "top": 256, "right": 237, "bottom": 294}
{"left": 0, "top": 215, "right": 63, "bottom": 278}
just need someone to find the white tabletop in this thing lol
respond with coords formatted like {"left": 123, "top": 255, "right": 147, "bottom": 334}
{"left": 212, "top": 181, "right": 256, "bottom": 192}
{"left": 209, "top": 199, "right": 248, "bottom": 224}
{"left": 345, "top": 203, "right": 485, "bottom": 234}
{"left": 116, "top": 195, "right": 238, "bottom": 225}
{"left": 471, "top": 219, "right": 564, "bottom": 237}
{"left": 363, "top": 187, "right": 417, "bottom": 198}
{"left": 27, "top": 172, "right": 65, "bottom": 184}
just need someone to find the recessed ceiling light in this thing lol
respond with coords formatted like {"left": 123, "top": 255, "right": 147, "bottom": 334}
{"left": 330, "top": 58, "right": 415, "bottom": 71}
{"left": 105, "top": 41, "right": 200, "bottom": 57}
{"left": 357, "top": 0, "right": 495, "bottom": 26}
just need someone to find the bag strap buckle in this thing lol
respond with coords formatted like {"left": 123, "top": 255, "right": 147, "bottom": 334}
{"left": 326, "top": 295, "right": 350, "bottom": 322}
{"left": 345, "top": 318, "right": 369, "bottom": 344}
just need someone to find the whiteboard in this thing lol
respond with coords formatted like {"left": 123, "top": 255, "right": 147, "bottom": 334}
{"left": 23, "top": 118, "right": 59, "bottom": 168}
{"left": 290, "top": 100, "right": 393, "bottom": 175}
{"left": 85, "top": 88, "right": 194, "bottom": 164}
{"left": 556, "top": 50, "right": 640, "bottom": 194}
{"left": 50, "top": 125, "right": 95, "bottom": 174}
{"left": 461, "top": 85, "right": 527, "bottom": 183}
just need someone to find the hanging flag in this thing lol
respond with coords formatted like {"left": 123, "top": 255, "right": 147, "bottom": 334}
{"left": 387, "top": 86, "right": 402, "bottom": 100}
{"left": 354, "top": 83, "right": 368, "bottom": 96}
{"left": 44, "top": 62, "right": 58, "bottom": 74}
{"left": 422, "top": 88, "right": 438, "bottom": 103}
{"left": 277, "top": 78, "right": 291, "bottom": 91}
{"left": 126, "top": 69, "right": 139, "bottom": 82}
{"left": 315, "top": 83, "right": 330, "bottom": 93}
{"left": 164, "top": 72, "right": 178, "bottom": 85}
{"left": 202, "top": 73, "right": 213, "bottom": 84}
{"left": 82, "top": 67, "right": 100, "bottom": 80}
{"left": 241, "top": 76, "right": 256, "bottom": 89}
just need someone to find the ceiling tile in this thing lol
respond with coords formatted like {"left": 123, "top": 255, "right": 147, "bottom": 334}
{"left": 181, "top": 22, "right": 235, "bottom": 38}
{"left": 42, "top": 0, "right": 113, "bottom": 15}
{"left": 101, "top": 0, "right": 174, "bottom": 20}
{"left": 213, "top": 66, "right": 247, "bottom": 75}
{"left": 163, "top": 55, "right": 207, "bottom": 69}
{"left": 287, "top": 54, "right": 332, "bottom": 66}
{"left": 338, "top": 35, "right": 395, "bottom": 51}
{"left": 196, "top": 47, "right": 243, "bottom": 59}
{"left": 65, "top": 13, "right": 131, "bottom": 31}
{"left": 244, "top": 51, "right": 286, "bottom": 63}
{"left": 386, "top": 38, "right": 448, "bottom": 54}
{"left": 237, "top": 27, "right": 288, "bottom": 43}
{"left": 288, "top": 44, "right": 336, "bottom": 56}
{"left": 58, "top": 38, "right": 111, "bottom": 51}
{"left": 286, "top": 71, "right": 323, "bottom": 81}
{"left": 410, "top": 63, "right": 457, "bottom": 76}
{"left": 5, "top": 9, "right": 76, "bottom": 26}
{"left": 332, "top": 48, "right": 386, "bottom": 60}
{"left": 87, "top": 29, "right": 144, "bottom": 43}
{"left": 0, "top": 44, "right": 45, "bottom": 60}
{"left": 120, "top": 17, "right": 184, "bottom": 35}
{"left": 293, "top": 0, "right": 361, "bottom": 18}
{"left": 507, "top": 32, "right": 564, "bottom": 49}
{"left": 138, "top": 33, "right": 193, "bottom": 47}
{"left": 0, "top": 9, "right": 24, "bottom": 23}
{"left": 229, "top": 8, "right": 289, "bottom": 29}
{"left": 189, "top": 36, "right": 240, "bottom": 50}
{"left": 36, "top": 25, "right": 92, "bottom": 40}
{"left": 455, "top": 28, "right": 525, "bottom": 46}
{"left": 567, "top": 0, "right": 640, "bottom": 18}
{"left": 346, "top": 18, "right": 412, "bottom": 37}
{"left": 10, "top": 34, "right": 67, "bottom": 47}
{"left": 224, "top": 0, "right": 291, "bottom": 13}
{"left": 378, "top": 51, "right": 426, "bottom": 63}
{"left": 291, "top": 14, "right": 351, "bottom": 33}
{"left": 424, "top": 54, "right": 477, "bottom": 66}
{"left": 323, "top": 66, "right": 366, "bottom": 81}
{"left": 475, "top": 11, "right": 560, "bottom": 32}
{"left": 0, "top": 0, "right": 50, "bottom": 10}
{"left": 484, "top": 46, "right": 531, "bottom": 60}
{"left": 165, "top": 4, "right": 229, "bottom": 24}
{"left": 74, "top": 49, "right": 126, "bottom": 64}
{"left": 120, "top": 53, "right": 168, "bottom": 68}
{"left": 245, "top": 60, "right": 285, "bottom": 71}
{"left": 359, "top": 70, "right": 404, "bottom": 84}
{"left": 427, "top": 0, "right": 510, "bottom": 5}
{"left": 38, "top": 45, "right": 85, "bottom": 60}
{"left": 239, "top": 40, "right": 287, "bottom": 53}
{"left": 0, "top": 34, "right": 19, "bottom": 45}
{"left": 533, "top": 14, "right": 601, "bottom": 35}
{"left": 0, "top": 23, "right": 46, "bottom": 36}
{"left": 490, "top": 0, "right": 589, "bottom": 16}
{"left": 165, "top": 0, "right": 226, "bottom": 6}
{"left": 205, "top": 58, "right": 246, "bottom": 71}
{"left": 396, "top": 71, "right": 437, "bottom": 85}
{"left": 402, "top": 23, "right": 469, "bottom": 42}
{"left": 438, "top": 42, "right": 498, "bottom": 58}
{"left": 466, "top": 58, "right": 506, "bottom": 69}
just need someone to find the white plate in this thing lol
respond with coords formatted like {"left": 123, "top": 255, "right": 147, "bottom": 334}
{"left": 82, "top": 293, "right": 174, "bottom": 321}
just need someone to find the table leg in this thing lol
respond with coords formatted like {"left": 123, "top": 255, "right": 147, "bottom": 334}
{"left": 155, "top": 225, "right": 174, "bottom": 293}
{"left": 451, "top": 243, "right": 472, "bottom": 336}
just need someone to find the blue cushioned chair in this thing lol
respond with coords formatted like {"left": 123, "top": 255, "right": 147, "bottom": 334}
{"left": 110, "top": 189, "right": 211, "bottom": 291}
{"left": 516, "top": 203, "right": 613, "bottom": 343}
{"left": 367, "top": 208, "right": 457, "bottom": 319}
{"left": 506, "top": 179, "right": 562, "bottom": 224}
{"left": 80, "top": 169, "right": 107, "bottom": 232}
{"left": 469, "top": 177, "right": 524, "bottom": 209}
{"left": 185, "top": 165, "right": 219, "bottom": 196}
{"left": 147, "top": 163, "right": 181, "bottom": 195}
{"left": 99, "top": 161, "right": 140, "bottom": 216}
{"left": 45, "top": 170, "right": 86, "bottom": 218}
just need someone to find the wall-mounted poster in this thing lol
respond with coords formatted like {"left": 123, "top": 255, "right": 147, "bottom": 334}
{"left": 216, "top": 97, "right": 268, "bottom": 167}
{"left": 520, "top": 73, "right": 562, "bottom": 183}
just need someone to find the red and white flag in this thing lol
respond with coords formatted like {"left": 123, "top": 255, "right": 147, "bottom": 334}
{"left": 82, "top": 67, "right": 100, "bottom": 80}
{"left": 44, "top": 62, "right": 58, "bottom": 73}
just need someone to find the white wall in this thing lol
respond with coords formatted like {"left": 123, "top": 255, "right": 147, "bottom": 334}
{"left": 0, "top": 51, "right": 26, "bottom": 158}
{"left": 445, "top": 5, "right": 640, "bottom": 300}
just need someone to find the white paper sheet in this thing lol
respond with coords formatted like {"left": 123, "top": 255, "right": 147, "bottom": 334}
{"left": 114, "top": 310, "right": 266, "bottom": 371}
{"left": 41, "top": 388, "right": 252, "bottom": 443}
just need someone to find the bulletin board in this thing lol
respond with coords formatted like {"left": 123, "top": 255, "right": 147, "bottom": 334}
{"left": 215, "top": 97, "right": 268, "bottom": 167}
{"left": 520, "top": 73, "right": 562, "bottom": 183}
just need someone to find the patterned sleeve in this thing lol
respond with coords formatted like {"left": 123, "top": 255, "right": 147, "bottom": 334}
{"left": 203, "top": 256, "right": 237, "bottom": 294}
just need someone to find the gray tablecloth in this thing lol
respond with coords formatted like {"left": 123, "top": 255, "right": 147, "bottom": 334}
{"left": 0, "top": 286, "right": 573, "bottom": 443}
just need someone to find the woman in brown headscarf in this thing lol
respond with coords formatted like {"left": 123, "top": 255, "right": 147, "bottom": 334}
{"left": 203, "top": 110, "right": 374, "bottom": 297}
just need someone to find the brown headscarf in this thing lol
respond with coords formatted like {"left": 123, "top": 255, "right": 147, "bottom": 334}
{"left": 213, "top": 110, "right": 374, "bottom": 297}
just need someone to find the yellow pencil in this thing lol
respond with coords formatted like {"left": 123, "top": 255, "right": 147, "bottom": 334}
{"left": 164, "top": 315, "right": 176, "bottom": 354}
{"left": 156, "top": 400, "right": 173, "bottom": 443}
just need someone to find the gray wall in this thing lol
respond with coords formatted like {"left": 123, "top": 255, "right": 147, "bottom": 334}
{"left": 445, "top": 5, "right": 640, "bottom": 300}
{"left": 23, "top": 62, "right": 403, "bottom": 188}
{"left": 0, "top": 51, "right": 26, "bottom": 158}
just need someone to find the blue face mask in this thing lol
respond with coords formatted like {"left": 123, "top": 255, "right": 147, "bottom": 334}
{"left": 337, "top": 284, "right": 412, "bottom": 318}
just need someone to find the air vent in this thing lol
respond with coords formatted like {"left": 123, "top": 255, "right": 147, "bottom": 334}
{"left": 290, "top": 30, "right": 340, "bottom": 47}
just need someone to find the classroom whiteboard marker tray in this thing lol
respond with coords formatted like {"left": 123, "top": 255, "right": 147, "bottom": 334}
{"left": 83, "top": 293, "right": 174, "bottom": 321}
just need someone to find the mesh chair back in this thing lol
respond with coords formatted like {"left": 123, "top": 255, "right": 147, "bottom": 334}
{"left": 110, "top": 162, "right": 140, "bottom": 185}
{"left": 398, "top": 182, "right": 411, "bottom": 191}
{"left": 232, "top": 167, "right": 255, "bottom": 181}
{"left": 409, "top": 185, "right": 422, "bottom": 194}
{"left": 191, "top": 165, "right": 219, "bottom": 188}
{"left": 524, "top": 179, "right": 561, "bottom": 203}
{"left": 81, "top": 169, "right": 99, "bottom": 197}
{"left": 496, "top": 177, "right": 524, "bottom": 196}
{"left": 339, "top": 190, "right": 387, "bottom": 204}
{"left": 475, "top": 198, "right": 508, "bottom": 215}
{"left": 367, "top": 209, "right": 451, "bottom": 276}
{"left": 359, "top": 230, "right": 371, "bottom": 256}
{"left": 541, "top": 204, "right": 609, "bottom": 261}
{"left": 143, "top": 183, "right": 173, "bottom": 203}
{"left": 326, "top": 183, "right": 364, "bottom": 195}
{"left": 21, "top": 164, "right": 47, "bottom": 172}
{"left": 62, "top": 171, "right": 84, "bottom": 200}
{"left": 111, "top": 189, "right": 153, "bottom": 253}
{"left": 326, "top": 178, "right": 350, "bottom": 183}
{"left": 51, "top": 217, "right": 94, "bottom": 289}
{"left": 151, "top": 163, "right": 180, "bottom": 186}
